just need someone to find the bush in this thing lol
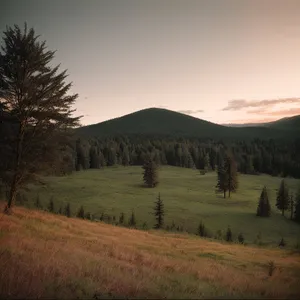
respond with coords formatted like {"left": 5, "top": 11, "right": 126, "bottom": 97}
{"left": 76, "top": 205, "right": 85, "bottom": 219}
{"left": 226, "top": 227, "right": 233, "bottom": 242}
{"left": 237, "top": 233, "right": 245, "bottom": 244}
{"left": 279, "top": 238, "right": 286, "bottom": 247}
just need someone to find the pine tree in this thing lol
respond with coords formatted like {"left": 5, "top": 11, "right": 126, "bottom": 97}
{"left": 48, "top": 196, "right": 54, "bottom": 213}
{"left": 294, "top": 187, "right": 300, "bottom": 222}
{"left": 64, "top": 203, "right": 71, "bottom": 218}
{"left": 0, "top": 24, "right": 80, "bottom": 214}
{"left": 225, "top": 152, "right": 238, "bottom": 198}
{"left": 290, "top": 193, "right": 294, "bottom": 220}
{"left": 216, "top": 159, "right": 228, "bottom": 198}
{"left": 226, "top": 227, "right": 233, "bottom": 242}
{"left": 76, "top": 205, "right": 85, "bottom": 219}
{"left": 256, "top": 186, "right": 271, "bottom": 217}
{"left": 142, "top": 158, "right": 159, "bottom": 188}
{"left": 197, "top": 220, "right": 206, "bottom": 237}
{"left": 58, "top": 206, "right": 62, "bottom": 215}
{"left": 154, "top": 193, "right": 164, "bottom": 229}
{"left": 119, "top": 212, "right": 125, "bottom": 225}
{"left": 128, "top": 210, "right": 136, "bottom": 228}
{"left": 276, "top": 179, "right": 289, "bottom": 216}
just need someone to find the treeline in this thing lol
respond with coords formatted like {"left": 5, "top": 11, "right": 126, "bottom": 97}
{"left": 70, "top": 135, "right": 300, "bottom": 178}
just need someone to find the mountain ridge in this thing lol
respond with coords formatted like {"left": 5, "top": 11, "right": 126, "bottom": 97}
{"left": 76, "top": 107, "right": 299, "bottom": 139}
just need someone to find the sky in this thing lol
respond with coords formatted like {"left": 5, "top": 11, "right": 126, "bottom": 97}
{"left": 1, "top": 0, "right": 300, "bottom": 125}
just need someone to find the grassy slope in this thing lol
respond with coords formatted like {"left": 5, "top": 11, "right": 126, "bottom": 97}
{"left": 76, "top": 108, "right": 291, "bottom": 139}
{"left": 24, "top": 166, "right": 300, "bottom": 247}
{"left": 1, "top": 204, "right": 300, "bottom": 299}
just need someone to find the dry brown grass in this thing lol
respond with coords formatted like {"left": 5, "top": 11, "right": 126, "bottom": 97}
{"left": 0, "top": 204, "right": 300, "bottom": 299}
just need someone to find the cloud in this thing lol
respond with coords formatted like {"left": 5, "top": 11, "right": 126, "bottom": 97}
{"left": 177, "top": 109, "right": 204, "bottom": 115}
{"left": 222, "top": 97, "right": 300, "bottom": 111}
{"left": 248, "top": 107, "right": 300, "bottom": 117}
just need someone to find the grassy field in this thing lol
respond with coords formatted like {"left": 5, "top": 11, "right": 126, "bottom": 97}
{"left": 21, "top": 166, "right": 300, "bottom": 247}
{"left": 1, "top": 204, "right": 300, "bottom": 299}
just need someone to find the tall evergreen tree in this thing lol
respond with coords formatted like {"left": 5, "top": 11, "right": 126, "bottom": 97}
{"left": 0, "top": 24, "right": 80, "bottom": 214}
{"left": 142, "top": 158, "right": 158, "bottom": 188}
{"left": 216, "top": 158, "right": 228, "bottom": 198}
{"left": 276, "top": 179, "right": 290, "bottom": 216}
{"left": 294, "top": 187, "right": 300, "bottom": 222}
{"left": 154, "top": 193, "right": 164, "bottom": 229}
{"left": 256, "top": 186, "right": 271, "bottom": 217}
{"left": 290, "top": 193, "right": 294, "bottom": 220}
{"left": 216, "top": 152, "right": 238, "bottom": 198}
{"left": 225, "top": 152, "right": 238, "bottom": 198}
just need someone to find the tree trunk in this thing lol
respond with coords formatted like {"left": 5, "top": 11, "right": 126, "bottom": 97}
{"left": 223, "top": 190, "right": 226, "bottom": 198}
{"left": 228, "top": 189, "right": 231, "bottom": 198}
{"left": 282, "top": 208, "right": 285, "bottom": 216}
{"left": 4, "top": 121, "right": 24, "bottom": 214}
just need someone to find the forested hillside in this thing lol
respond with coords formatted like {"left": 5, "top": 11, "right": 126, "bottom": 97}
{"left": 72, "top": 135, "right": 300, "bottom": 178}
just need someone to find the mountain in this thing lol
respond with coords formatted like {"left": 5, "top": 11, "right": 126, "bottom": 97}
{"left": 223, "top": 115, "right": 300, "bottom": 130}
{"left": 76, "top": 108, "right": 297, "bottom": 140}
{"left": 263, "top": 115, "right": 300, "bottom": 130}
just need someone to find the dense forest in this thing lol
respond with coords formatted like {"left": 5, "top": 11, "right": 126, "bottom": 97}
{"left": 71, "top": 134, "right": 300, "bottom": 178}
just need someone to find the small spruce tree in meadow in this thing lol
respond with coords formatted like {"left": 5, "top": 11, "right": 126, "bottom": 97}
{"left": 142, "top": 158, "right": 159, "bottom": 188}
{"left": 238, "top": 233, "right": 245, "bottom": 244}
{"left": 154, "top": 193, "right": 164, "bottom": 229}
{"left": 276, "top": 179, "right": 290, "bottom": 216}
{"left": 226, "top": 227, "right": 233, "bottom": 242}
{"left": 48, "top": 196, "right": 54, "bottom": 213}
{"left": 197, "top": 221, "right": 206, "bottom": 237}
{"left": 76, "top": 205, "right": 85, "bottom": 219}
{"left": 295, "top": 187, "right": 300, "bottom": 223}
{"left": 119, "top": 212, "right": 125, "bottom": 225}
{"left": 128, "top": 210, "right": 137, "bottom": 228}
{"left": 64, "top": 203, "right": 71, "bottom": 218}
{"left": 256, "top": 186, "right": 271, "bottom": 217}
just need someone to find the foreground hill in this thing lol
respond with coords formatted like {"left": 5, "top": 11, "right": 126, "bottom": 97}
{"left": 1, "top": 204, "right": 300, "bottom": 299}
{"left": 76, "top": 108, "right": 293, "bottom": 139}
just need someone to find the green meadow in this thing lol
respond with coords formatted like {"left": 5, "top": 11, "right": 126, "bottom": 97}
{"left": 25, "top": 166, "right": 300, "bottom": 247}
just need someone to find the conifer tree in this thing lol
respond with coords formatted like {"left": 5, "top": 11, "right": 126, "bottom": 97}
{"left": 216, "top": 152, "right": 238, "bottom": 198}
{"left": 197, "top": 220, "right": 206, "bottom": 237}
{"left": 58, "top": 206, "right": 62, "bottom": 215}
{"left": 216, "top": 159, "right": 228, "bottom": 198}
{"left": 0, "top": 24, "right": 80, "bottom": 214}
{"left": 276, "top": 179, "right": 290, "bottom": 216}
{"left": 119, "top": 212, "right": 125, "bottom": 225}
{"left": 294, "top": 187, "right": 300, "bottom": 223}
{"left": 154, "top": 193, "right": 164, "bottom": 229}
{"left": 76, "top": 205, "right": 85, "bottom": 219}
{"left": 256, "top": 186, "right": 271, "bottom": 217}
{"left": 48, "top": 196, "right": 54, "bottom": 213}
{"left": 64, "top": 203, "right": 71, "bottom": 218}
{"left": 142, "top": 158, "right": 158, "bottom": 188}
{"left": 290, "top": 193, "right": 294, "bottom": 220}
{"left": 128, "top": 210, "right": 136, "bottom": 228}
{"left": 226, "top": 226, "right": 233, "bottom": 242}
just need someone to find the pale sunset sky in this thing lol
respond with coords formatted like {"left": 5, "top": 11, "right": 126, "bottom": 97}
{"left": 1, "top": 0, "right": 300, "bottom": 125}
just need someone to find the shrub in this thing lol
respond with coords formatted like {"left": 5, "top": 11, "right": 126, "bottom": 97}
{"left": 237, "top": 233, "right": 244, "bottom": 244}
{"left": 226, "top": 227, "right": 233, "bottom": 242}
{"left": 279, "top": 238, "right": 286, "bottom": 247}
{"left": 197, "top": 221, "right": 206, "bottom": 237}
